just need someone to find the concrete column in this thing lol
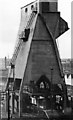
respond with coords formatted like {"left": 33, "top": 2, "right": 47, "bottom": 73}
{"left": 6, "top": 92, "right": 8, "bottom": 112}
{"left": 17, "top": 98, "right": 19, "bottom": 112}
{"left": 62, "top": 82, "right": 68, "bottom": 111}
{"left": 12, "top": 93, "right": 14, "bottom": 114}
{"left": 19, "top": 94, "right": 21, "bottom": 117}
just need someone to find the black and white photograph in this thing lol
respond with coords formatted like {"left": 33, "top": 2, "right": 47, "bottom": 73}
{"left": 0, "top": 0, "right": 72, "bottom": 119}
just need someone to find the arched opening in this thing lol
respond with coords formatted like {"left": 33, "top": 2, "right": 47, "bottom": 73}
{"left": 21, "top": 75, "right": 64, "bottom": 114}
{"left": 36, "top": 75, "right": 50, "bottom": 90}
{"left": 31, "top": 5, "right": 34, "bottom": 10}
{"left": 35, "top": 75, "right": 64, "bottom": 111}
{"left": 25, "top": 8, "right": 28, "bottom": 12}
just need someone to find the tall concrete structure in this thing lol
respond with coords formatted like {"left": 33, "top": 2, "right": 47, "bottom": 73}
{"left": 6, "top": 0, "right": 69, "bottom": 117}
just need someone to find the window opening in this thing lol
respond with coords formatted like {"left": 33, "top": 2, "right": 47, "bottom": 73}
{"left": 25, "top": 8, "right": 28, "bottom": 12}
{"left": 31, "top": 5, "right": 34, "bottom": 10}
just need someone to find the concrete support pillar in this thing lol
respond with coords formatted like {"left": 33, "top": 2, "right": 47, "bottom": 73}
{"left": 17, "top": 98, "right": 19, "bottom": 112}
{"left": 0, "top": 91, "right": 1, "bottom": 119}
{"left": 63, "top": 92, "right": 67, "bottom": 109}
{"left": 62, "top": 82, "right": 68, "bottom": 111}
{"left": 6, "top": 92, "right": 8, "bottom": 112}
{"left": 12, "top": 93, "right": 14, "bottom": 114}
{"left": 19, "top": 94, "right": 21, "bottom": 117}
{"left": 8, "top": 88, "right": 10, "bottom": 120}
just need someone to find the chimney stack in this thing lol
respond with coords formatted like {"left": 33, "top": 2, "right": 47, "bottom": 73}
{"left": 5, "top": 56, "right": 7, "bottom": 69}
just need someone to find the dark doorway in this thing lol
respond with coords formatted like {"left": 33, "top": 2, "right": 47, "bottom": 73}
{"left": 36, "top": 75, "right": 50, "bottom": 89}
{"left": 36, "top": 75, "right": 63, "bottom": 110}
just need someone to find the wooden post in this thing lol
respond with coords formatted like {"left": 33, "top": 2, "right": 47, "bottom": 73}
{"left": 8, "top": 88, "right": 10, "bottom": 120}
{"left": 17, "top": 98, "right": 19, "bottom": 112}
{"left": 50, "top": 68, "right": 53, "bottom": 111}
{"left": 11, "top": 63, "right": 15, "bottom": 115}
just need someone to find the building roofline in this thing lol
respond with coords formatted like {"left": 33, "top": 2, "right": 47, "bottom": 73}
{"left": 21, "top": 0, "right": 38, "bottom": 9}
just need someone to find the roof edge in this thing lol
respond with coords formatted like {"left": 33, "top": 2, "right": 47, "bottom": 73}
{"left": 21, "top": 0, "right": 38, "bottom": 9}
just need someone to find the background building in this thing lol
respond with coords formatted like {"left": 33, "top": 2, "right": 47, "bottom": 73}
{"left": 0, "top": 57, "right": 10, "bottom": 91}
{"left": 0, "top": 57, "right": 10, "bottom": 118}
{"left": 62, "top": 59, "right": 73, "bottom": 97}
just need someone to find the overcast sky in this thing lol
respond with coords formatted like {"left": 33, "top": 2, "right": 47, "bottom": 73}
{"left": 0, "top": 0, "right": 72, "bottom": 59}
